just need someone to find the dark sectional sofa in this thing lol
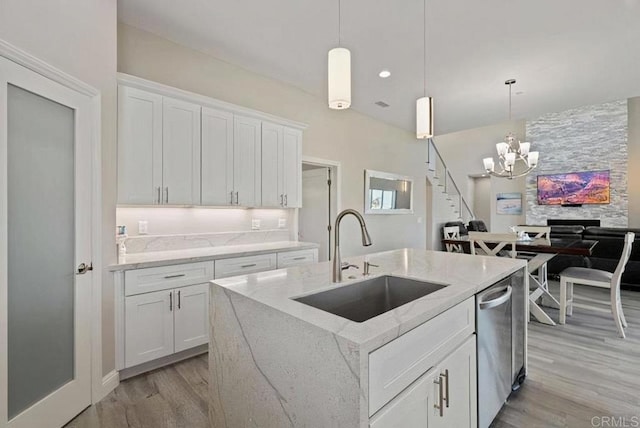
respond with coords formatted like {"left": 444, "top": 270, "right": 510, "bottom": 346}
{"left": 547, "top": 225, "right": 640, "bottom": 291}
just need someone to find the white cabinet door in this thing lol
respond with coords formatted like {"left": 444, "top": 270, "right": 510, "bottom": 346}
{"left": 370, "top": 368, "right": 438, "bottom": 428}
{"left": 430, "top": 336, "right": 477, "bottom": 428}
{"left": 202, "top": 107, "right": 234, "bottom": 206}
{"left": 162, "top": 97, "right": 201, "bottom": 205}
{"left": 174, "top": 284, "right": 209, "bottom": 352}
{"left": 125, "top": 289, "right": 174, "bottom": 367}
{"left": 234, "top": 115, "right": 261, "bottom": 206}
{"left": 261, "top": 122, "right": 283, "bottom": 207}
{"left": 117, "top": 86, "right": 163, "bottom": 204}
{"left": 282, "top": 127, "right": 302, "bottom": 208}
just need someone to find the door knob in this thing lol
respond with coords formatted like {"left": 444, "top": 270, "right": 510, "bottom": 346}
{"left": 76, "top": 262, "right": 93, "bottom": 275}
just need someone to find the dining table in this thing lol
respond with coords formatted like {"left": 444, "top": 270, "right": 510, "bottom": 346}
{"left": 441, "top": 235, "right": 599, "bottom": 325}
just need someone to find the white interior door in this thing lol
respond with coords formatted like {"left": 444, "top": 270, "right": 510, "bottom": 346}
{"left": 300, "top": 167, "right": 330, "bottom": 262}
{"left": 0, "top": 56, "right": 93, "bottom": 427}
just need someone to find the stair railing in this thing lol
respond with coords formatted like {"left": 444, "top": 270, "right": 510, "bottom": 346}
{"left": 427, "top": 138, "right": 475, "bottom": 222}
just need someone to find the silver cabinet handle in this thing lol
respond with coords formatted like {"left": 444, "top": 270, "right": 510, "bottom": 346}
{"left": 235, "top": 191, "right": 239, "bottom": 205}
{"left": 280, "top": 194, "right": 284, "bottom": 206}
{"left": 293, "top": 257, "right": 306, "bottom": 261}
{"left": 434, "top": 375, "right": 444, "bottom": 417}
{"left": 478, "top": 286, "right": 512, "bottom": 310}
{"left": 177, "top": 290, "right": 181, "bottom": 309}
{"left": 241, "top": 263, "right": 257, "bottom": 268}
{"left": 157, "top": 187, "right": 162, "bottom": 204}
{"left": 164, "top": 274, "right": 186, "bottom": 279}
{"left": 284, "top": 194, "right": 288, "bottom": 206}
{"left": 230, "top": 191, "right": 234, "bottom": 205}
{"left": 165, "top": 187, "right": 169, "bottom": 204}
{"left": 169, "top": 291, "right": 173, "bottom": 311}
{"left": 442, "top": 369, "right": 449, "bottom": 408}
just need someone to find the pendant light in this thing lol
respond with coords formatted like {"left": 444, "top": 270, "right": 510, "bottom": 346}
{"left": 328, "top": 0, "right": 351, "bottom": 109}
{"left": 416, "top": 0, "right": 433, "bottom": 138}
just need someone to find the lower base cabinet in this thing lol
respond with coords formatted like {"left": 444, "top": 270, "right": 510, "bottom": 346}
{"left": 125, "top": 283, "right": 209, "bottom": 367}
{"left": 370, "top": 336, "right": 477, "bottom": 428}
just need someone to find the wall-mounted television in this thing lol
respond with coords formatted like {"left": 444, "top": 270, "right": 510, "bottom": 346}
{"left": 537, "top": 170, "right": 610, "bottom": 205}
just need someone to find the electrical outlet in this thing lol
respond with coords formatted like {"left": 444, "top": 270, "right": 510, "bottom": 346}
{"left": 278, "top": 218, "right": 287, "bottom": 228}
{"left": 138, "top": 220, "right": 148, "bottom": 235}
{"left": 252, "top": 219, "right": 261, "bottom": 230}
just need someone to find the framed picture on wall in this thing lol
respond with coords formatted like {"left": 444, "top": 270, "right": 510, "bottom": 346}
{"left": 496, "top": 193, "right": 523, "bottom": 215}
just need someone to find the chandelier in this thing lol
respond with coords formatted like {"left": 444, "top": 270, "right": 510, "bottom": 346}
{"left": 482, "top": 79, "right": 539, "bottom": 179}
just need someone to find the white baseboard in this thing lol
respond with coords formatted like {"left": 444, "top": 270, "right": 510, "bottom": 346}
{"left": 92, "top": 370, "right": 119, "bottom": 404}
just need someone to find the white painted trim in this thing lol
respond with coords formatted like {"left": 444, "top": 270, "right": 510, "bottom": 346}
{"left": 0, "top": 40, "right": 108, "bottom": 414}
{"left": 301, "top": 156, "right": 342, "bottom": 213}
{"left": 93, "top": 370, "right": 119, "bottom": 404}
{"left": 117, "top": 73, "right": 307, "bottom": 131}
{"left": 0, "top": 40, "right": 98, "bottom": 97}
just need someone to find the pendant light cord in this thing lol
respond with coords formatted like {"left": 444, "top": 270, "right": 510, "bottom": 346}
{"left": 508, "top": 82, "right": 512, "bottom": 121}
{"left": 338, "top": 0, "right": 342, "bottom": 46}
{"left": 423, "top": 0, "right": 427, "bottom": 97}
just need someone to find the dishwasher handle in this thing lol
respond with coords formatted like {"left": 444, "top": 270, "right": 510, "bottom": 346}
{"left": 478, "top": 286, "right": 512, "bottom": 310}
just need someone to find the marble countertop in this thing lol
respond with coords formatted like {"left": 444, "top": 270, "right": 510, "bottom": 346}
{"left": 109, "top": 241, "right": 320, "bottom": 271}
{"left": 211, "top": 248, "right": 526, "bottom": 352}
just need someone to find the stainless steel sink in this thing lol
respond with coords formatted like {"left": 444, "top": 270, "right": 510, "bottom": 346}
{"left": 293, "top": 275, "right": 448, "bottom": 323}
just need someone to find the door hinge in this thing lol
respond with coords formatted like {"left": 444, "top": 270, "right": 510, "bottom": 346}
{"left": 327, "top": 179, "right": 332, "bottom": 186}
{"left": 327, "top": 225, "right": 332, "bottom": 232}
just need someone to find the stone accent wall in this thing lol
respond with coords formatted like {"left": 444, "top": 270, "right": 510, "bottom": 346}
{"left": 525, "top": 100, "right": 628, "bottom": 227}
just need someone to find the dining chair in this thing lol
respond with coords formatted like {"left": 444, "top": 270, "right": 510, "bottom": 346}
{"left": 514, "top": 226, "right": 552, "bottom": 305}
{"left": 468, "top": 232, "right": 517, "bottom": 258}
{"left": 559, "top": 232, "right": 635, "bottom": 338}
{"left": 443, "top": 226, "right": 463, "bottom": 253}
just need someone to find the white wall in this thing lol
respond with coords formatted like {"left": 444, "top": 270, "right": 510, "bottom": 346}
{"left": 433, "top": 120, "right": 527, "bottom": 231}
{"left": 118, "top": 24, "right": 428, "bottom": 258}
{"left": 0, "top": 1, "right": 117, "bottom": 375}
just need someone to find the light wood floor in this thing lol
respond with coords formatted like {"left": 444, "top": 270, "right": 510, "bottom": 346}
{"left": 67, "top": 283, "right": 640, "bottom": 428}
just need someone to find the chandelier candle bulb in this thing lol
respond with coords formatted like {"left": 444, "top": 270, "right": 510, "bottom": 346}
{"left": 520, "top": 142, "right": 530, "bottom": 156}
{"left": 505, "top": 152, "right": 516, "bottom": 167}
{"left": 496, "top": 142, "right": 509, "bottom": 157}
{"left": 483, "top": 158, "right": 495, "bottom": 172}
{"left": 528, "top": 151, "right": 539, "bottom": 167}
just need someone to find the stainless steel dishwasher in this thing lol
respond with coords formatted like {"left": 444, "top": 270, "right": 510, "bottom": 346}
{"left": 476, "top": 271, "right": 526, "bottom": 428}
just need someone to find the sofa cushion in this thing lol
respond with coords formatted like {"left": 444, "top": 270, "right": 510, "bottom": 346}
{"left": 584, "top": 227, "right": 640, "bottom": 238}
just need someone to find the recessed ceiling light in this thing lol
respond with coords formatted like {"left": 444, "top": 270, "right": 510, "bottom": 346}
{"left": 378, "top": 70, "right": 391, "bottom": 78}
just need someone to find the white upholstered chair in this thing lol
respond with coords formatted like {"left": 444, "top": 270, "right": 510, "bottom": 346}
{"left": 443, "top": 226, "right": 463, "bottom": 253}
{"left": 559, "top": 232, "right": 635, "bottom": 338}
{"left": 468, "top": 232, "right": 517, "bottom": 258}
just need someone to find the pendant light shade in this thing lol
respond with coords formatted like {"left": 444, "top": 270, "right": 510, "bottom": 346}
{"left": 416, "top": 96, "right": 433, "bottom": 139}
{"left": 328, "top": 47, "right": 351, "bottom": 110}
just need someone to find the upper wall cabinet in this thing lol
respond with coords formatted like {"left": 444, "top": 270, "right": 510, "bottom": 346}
{"left": 233, "top": 115, "right": 262, "bottom": 207}
{"left": 261, "top": 124, "right": 302, "bottom": 208}
{"left": 117, "top": 74, "right": 306, "bottom": 208}
{"left": 201, "top": 107, "right": 234, "bottom": 206}
{"left": 162, "top": 98, "right": 201, "bottom": 205}
{"left": 118, "top": 87, "right": 201, "bottom": 205}
{"left": 117, "top": 86, "right": 162, "bottom": 205}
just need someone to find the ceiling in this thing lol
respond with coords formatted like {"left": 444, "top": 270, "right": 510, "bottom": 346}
{"left": 118, "top": 0, "right": 640, "bottom": 135}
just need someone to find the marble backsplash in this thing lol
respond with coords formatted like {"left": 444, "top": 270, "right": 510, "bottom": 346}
{"left": 123, "top": 229, "right": 291, "bottom": 254}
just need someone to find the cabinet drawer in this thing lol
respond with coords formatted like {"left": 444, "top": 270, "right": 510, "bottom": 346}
{"left": 369, "top": 297, "right": 475, "bottom": 416}
{"left": 277, "top": 249, "right": 318, "bottom": 268}
{"left": 215, "top": 253, "right": 277, "bottom": 279}
{"left": 124, "top": 261, "right": 214, "bottom": 296}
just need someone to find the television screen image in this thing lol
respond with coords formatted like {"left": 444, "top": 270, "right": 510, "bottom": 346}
{"left": 537, "top": 170, "right": 610, "bottom": 205}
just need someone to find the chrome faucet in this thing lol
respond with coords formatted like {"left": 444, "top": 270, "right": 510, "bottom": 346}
{"left": 332, "top": 209, "right": 372, "bottom": 282}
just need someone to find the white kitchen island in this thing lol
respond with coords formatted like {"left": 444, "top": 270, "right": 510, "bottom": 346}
{"left": 209, "top": 248, "right": 527, "bottom": 428}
